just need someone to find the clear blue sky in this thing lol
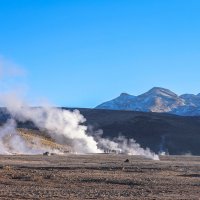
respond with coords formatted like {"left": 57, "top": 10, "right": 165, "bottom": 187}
{"left": 0, "top": 0, "right": 200, "bottom": 107}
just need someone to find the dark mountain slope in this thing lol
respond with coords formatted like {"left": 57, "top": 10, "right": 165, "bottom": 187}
{"left": 68, "top": 108, "right": 200, "bottom": 155}
{"left": 1, "top": 107, "right": 200, "bottom": 155}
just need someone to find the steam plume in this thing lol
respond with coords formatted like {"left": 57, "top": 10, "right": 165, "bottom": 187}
{"left": 0, "top": 57, "right": 159, "bottom": 160}
{"left": 0, "top": 93, "right": 159, "bottom": 159}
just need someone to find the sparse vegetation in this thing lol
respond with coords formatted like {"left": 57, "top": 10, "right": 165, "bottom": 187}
{"left": 17, "top": 128, "right": 71, "bottom": 152}
{"left": 0, "top": 154, "right": 199, "bottom": 199}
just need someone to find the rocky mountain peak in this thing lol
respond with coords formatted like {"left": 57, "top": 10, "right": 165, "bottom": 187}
{"left": 95, "top": 87, "right": 200, "bottom": 116}
{"left": 120, "top": 92, "right": 131, "bottom": 97}
{"left": 145, "top": 87, "right": 178, "bottom": 98}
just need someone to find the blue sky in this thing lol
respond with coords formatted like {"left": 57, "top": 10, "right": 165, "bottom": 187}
{"left": 0, "top": 0, "right": 200, "bottom": 107}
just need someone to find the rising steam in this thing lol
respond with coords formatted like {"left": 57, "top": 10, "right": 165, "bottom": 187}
{"left": 0, "top": 93, "right": 100, "bottom": 154}
{"left": 0, "top": 57, "right": 159, "bottom": 160}
{"left": 0, "top": 93, "right": 159, "bottom": 160}
{"left": 97, "top": 136, "right": 159, "bottom": 160}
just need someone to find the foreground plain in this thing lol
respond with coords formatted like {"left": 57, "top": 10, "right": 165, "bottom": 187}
{"left": 0, "top": 154, "right": 199, "bottom": 199}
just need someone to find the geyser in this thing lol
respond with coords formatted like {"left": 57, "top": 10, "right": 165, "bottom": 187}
{"left": 0, "top": 57, "right": 159, "bottom": 160}
{"left": 0, "top": 94, "right": 159, "bottom": 160}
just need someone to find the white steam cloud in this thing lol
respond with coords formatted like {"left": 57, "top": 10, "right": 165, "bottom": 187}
{"left": 0, "top": 119, "right": 51, "bottom": 155}
{"left": 0, "top": 57, "right": 159, "bottom": 160}
{"left": 0, "top": 93, "right": 159, "bottom": 160}
{"left": 0, "top": 93, "right": 101, "bottom": 154}
{"left": 97, "top": 136, "right": 159, "bottom": 160}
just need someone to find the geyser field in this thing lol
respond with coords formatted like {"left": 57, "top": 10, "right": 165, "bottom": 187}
{"left": 0, "top": 100, "right": 158, "bottom": 159}
{"left": 0, "top": 105, "right": 200, "bottom": 199}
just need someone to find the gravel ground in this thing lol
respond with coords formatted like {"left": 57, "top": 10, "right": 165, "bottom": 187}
{"left": 0, "top": 154, "right": 199, "bottom": 199}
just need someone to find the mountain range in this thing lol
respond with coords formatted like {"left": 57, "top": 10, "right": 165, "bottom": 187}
{"left": 96, "top": 87, "right": 200, "bottom": 116}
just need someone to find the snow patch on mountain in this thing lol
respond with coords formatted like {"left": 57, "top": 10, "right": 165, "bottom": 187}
{"left": 96, "top": 93, "right": 136, "bottom": 110}
{"left": 96, "top": 87, "right": 200, "bottom": 116}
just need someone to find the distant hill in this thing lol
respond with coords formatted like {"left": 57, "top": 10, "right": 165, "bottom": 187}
{"left": 65, "top": 108, "right": 200, "bottom": 155}
{"left": 1, "top": 107, "right": 200, "bottom": 155}
{"left": 96, "top": 87, "right": 200, "bottom": 116}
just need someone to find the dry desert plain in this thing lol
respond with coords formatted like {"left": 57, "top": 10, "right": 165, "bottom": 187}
{"left": 0, "top": 154, "right": 199, "bottom": 199}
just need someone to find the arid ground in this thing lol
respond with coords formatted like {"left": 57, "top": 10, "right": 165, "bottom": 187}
{"left": 0, "top": 154, "right": 199, "bottom": 199}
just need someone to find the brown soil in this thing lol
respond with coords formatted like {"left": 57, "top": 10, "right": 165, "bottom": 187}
{"left": 0, "top": 154, "right": 199, "bottom": 199}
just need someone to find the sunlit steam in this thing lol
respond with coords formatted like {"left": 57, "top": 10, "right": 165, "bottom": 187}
{"left": 0, "top": 93, "right": 159, "bottom": 160}
{"left": 0, "top": 57, "right": 159, "bottom": 160}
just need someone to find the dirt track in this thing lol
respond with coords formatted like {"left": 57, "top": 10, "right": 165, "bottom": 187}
{"left": 0, "top": 154, "right": 199, "bottom": 199}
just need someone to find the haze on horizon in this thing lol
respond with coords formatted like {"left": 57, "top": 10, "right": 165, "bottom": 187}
{"left": 0, "top": 0, "right": 200, "bottom": 108}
